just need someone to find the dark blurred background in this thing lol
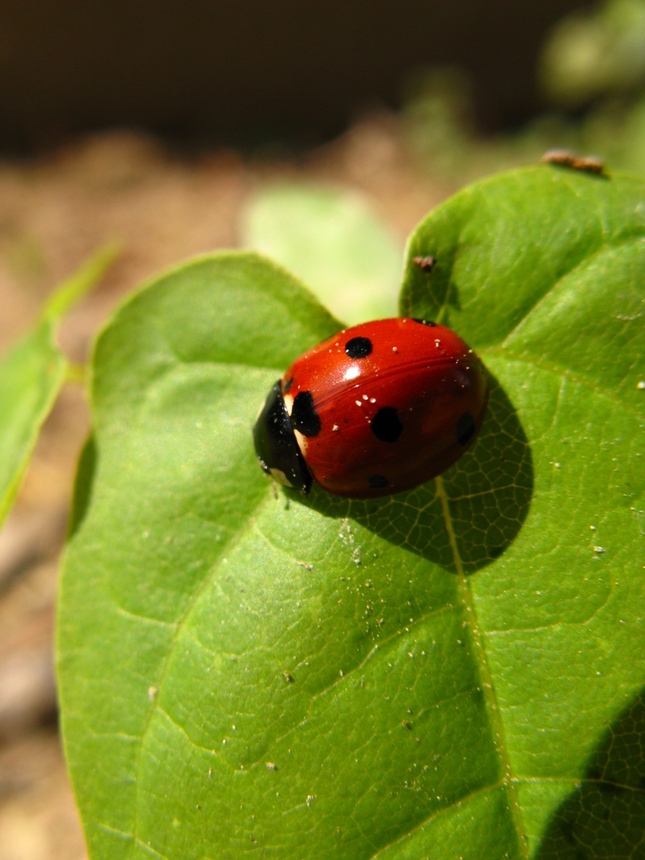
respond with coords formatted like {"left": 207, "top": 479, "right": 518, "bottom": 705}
{"left": 1, "top": 0, "right": 592, "bottom": 153}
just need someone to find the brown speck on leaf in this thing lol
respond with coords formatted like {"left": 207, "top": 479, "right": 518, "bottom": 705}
{"left": 412, "top": 255, "right": 436, "bottom": 272}
{"left": 541, "top": 149, "right": 605, "bottom": 175}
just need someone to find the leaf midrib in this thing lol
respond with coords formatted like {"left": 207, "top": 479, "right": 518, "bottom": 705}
{"left": 437, "top": 474, "right": 529, "bottom": 859}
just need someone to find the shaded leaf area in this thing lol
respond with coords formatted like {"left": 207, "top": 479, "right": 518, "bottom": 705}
{"left": 0, "top": 245, "right": 117, "bottom": 528}
{"left": 58, "top": 167, "right": 645, "bottom": 860}
{"left": 534, "top": 689, "right": 645, "bottom": 859}
{"left": 310, "top": 370, "right": 533, "bottom": 573}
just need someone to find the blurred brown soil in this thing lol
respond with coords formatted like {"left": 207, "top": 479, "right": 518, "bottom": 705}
{"left": 0, "top": 118, "right": 451, "bottom": 859}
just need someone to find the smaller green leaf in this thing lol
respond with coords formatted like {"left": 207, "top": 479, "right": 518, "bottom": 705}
{"left": 241, "top": 183, "right": 403, "bottom": 323}
{"left": 44, "top": 242, "right": 120, "bottom": 319}
{"left": 0, "top": 244, "right": 118, "bottom": 525}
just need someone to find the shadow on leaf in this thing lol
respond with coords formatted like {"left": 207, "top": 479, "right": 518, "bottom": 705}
{"left": 67, "top": 435, "right": 98, "bottom": 540}
{"left": 302, "top": 371, "right": 533, "bottom": 574}
{"left": 535, "top": 689, "right": 645, "bottom": 859}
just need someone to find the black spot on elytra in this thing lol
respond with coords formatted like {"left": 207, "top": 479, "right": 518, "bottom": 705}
{"left": 412, "top": 318, "right": 436, "bottom": 327}
{"left": 368, "top": 474, "right": 389, "bottom": 489}
{"left": 291, "top": 391, "right": 321, "bottom": 437}
{"left": 283, "top": 377, "right": 294, "bottom": 393}
{"left": 345, "top": 336, "right": 372, "bottom": 359}
{"left": 371, "top": 407, "right": 403, "bottom": 443}
{"left": 457, "top": 412, "right": 475, "bottom": 445}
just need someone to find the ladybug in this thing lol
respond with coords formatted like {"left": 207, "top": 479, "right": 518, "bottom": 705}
{"left": 253, "top": 317, "right": 488, "bottom": 499}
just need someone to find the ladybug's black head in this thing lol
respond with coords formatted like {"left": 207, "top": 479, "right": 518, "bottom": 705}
{"left": 253, "top": 380, "right": 312, "bottom": 494}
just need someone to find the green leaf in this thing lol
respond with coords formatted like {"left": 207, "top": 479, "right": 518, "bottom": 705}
{"left": 57, "top": 168, "right": 645, "bottom": 859}
{"left": 0, "top": 245, "right": 118, "bottom": 526}
{"left": 241, "top": 183, "right": 403, "bottom": 323}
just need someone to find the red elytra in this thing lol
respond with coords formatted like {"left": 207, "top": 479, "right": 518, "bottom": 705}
{"left": 253, "top": 317, "right": 489, "bottom": 499}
